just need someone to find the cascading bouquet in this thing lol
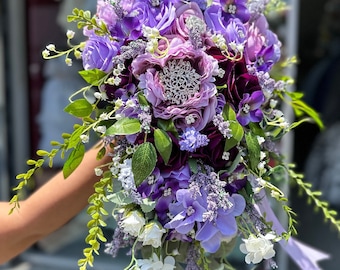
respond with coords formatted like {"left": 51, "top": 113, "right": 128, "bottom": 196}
{"left": 11, "top": 0, "right": 340, "bottom": 269}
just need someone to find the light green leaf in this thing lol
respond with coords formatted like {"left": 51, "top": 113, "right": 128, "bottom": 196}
{"left": 105, "top": 118, "right": 141, "bottom": 135}
{"left": 79, "top": 69, "right": 107, "bottom": 86}
{"left": 63, "top": 143, "right": 85, "bottom": 178}
{"left": 132, "top": 142, "right": 157, "bottom": 186}
{"left": 224, "top": 121, "right": 244, "bottom": 151}
{"left": 154, "top": 128, "right": 172, "bottom": 164}
{"left": 222, "top": 103, "right": 237, "bottom": 121}
{"left": 137, "top": 92, "right": 149, "bottom": 107}
{"left": 67, "top": 126, "right": 86, "bottom": 150}
{"left": 64, "top": 99, "right": 93, "bottom": 118}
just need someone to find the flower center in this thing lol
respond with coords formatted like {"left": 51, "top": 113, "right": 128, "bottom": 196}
{"left": 160, "top": 59, "right": 201, "bottom": 105}
{"left": 186, "top": 206, "right": 195, "bottom": 216}
{"left": 227, "top": 4, "right": 237, "bottom": 14}
{"left": 242, "top": 103, "right": 250, "bottom": 114}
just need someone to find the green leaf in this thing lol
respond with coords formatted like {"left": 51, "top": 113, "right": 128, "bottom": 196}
{"left": 245, "top": 132, "right": 261, "bottom": 172}
{"left": 222, "top": 103, "right": 237, "bottom": 121}
{"left": 64, "top": 99, "right": 93, "bottom": 118}
{"left": 78, "top": 69, "right": 107, "bottom": 86}
{"left": 132, "top": 142, "right": 157, "bottom": 186}
{"left": 137, "top": 92, "right": 149, "bottom": 107}
{"left": 63, "top": 143, "right": 85, "bottom": 178}
{"left": 107, "top": 191, "right": 133, "bottom": 206}
{"left": 140, "top": 198, "right": 156, "bottom": 213}
{"left": 154, "top": 129, "right": 172, "bottom": 164}
{"left": 224, "top": 121, "right": 244, "bottom": 151}
{"left": 105, "top": 118, "right": 141, "bottom": 135}
{"left": 67, "top": 126, "right": 86, "bottom": 150}
{"left": 157, "top": 119, "right": 178, "bottom": 137}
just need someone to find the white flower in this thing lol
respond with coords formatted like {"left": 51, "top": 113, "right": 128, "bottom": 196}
{"left": 65, "top": 57, "right": 73, "bottom": 66}
{"left": 80, "top": 134, "right": 89, "bottom": 143}
{"left": 240, "top": 232, "right": 276, "bottom": 264}
{"left": 138, "top": 221, "right": 166, "bottom": 248}
{"left": 66, "top": 30, "right": 75, "bottom": 39}
{"left": 121, "top": 210, "right": 146, "bottom": 237}
{"left": 137, "top": 253, "right": 175, "bottom": 270}
{"left": 46, "top": 43, "right": 56, "bottom": 51}
{"left": 94, "top": 168, "right": 103, "bottom": 176}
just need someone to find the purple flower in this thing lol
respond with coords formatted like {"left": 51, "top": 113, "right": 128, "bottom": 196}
{"left": 82, "top": 35, "right": 120, "bottom": 73}
{"left": 164, "top": 189, "right": 207, "bottom": 234}
{"left": 219, "top": 0, "right": 250, "bottom": 23}
{"left": 179, "top": 127, "right": 210, "bottom": 152}
{"left": 195, "top": 193, "right": 246, "bottom": 253}
{"left": 237, "top": 90, "right": 264, "bottom": 126}
{"left": 132, "top": 38, "right": 219, "bottom": 131}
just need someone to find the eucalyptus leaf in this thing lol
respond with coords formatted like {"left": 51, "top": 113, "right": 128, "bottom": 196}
{"left": 63, "top": 143, "right": 85, "bottom": 178}
{"left": 64, "top": 99, "right": 93, "bottom": 118}
{"left": 79, "top": 69, "right": 107, "bottom": 86}
{"left": 132, "top": 142, "right": 157, "bottom": 186}
{"left": 154, "top": 128, "right": 172, "bottom": 164}
{"left": 140, "top": 198, "right": 156, "bottom": 213}
{"left": 107, "top": 191, "right": 133, "bottom": 206}
{"left": 105, "top": 118, "right": 141, "bottom": 135}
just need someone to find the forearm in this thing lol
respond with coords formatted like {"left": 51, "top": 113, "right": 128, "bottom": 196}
{"left": 0, "top": 144, "right": 111, "bottom": 264}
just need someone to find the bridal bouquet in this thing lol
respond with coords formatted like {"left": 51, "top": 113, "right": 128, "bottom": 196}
{"left": 12, "top": 0, "right": 340, "bottom": 269}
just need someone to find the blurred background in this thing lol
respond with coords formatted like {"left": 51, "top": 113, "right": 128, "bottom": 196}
{"left": 0, "top": 0, "right": 339, "bottom": 269}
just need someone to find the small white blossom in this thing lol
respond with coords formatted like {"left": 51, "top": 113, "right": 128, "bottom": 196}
{"left": 240, "top": 232, "right": 276, "bottom": 264}
{"left": 270, "top": 99, "right": 278, "bottom": 108}
{"left": 46, "top": 43, "right": 56, "bottom": 51}
{"left": 121, "top": 210, "right": 146, "bottom": 237}
{"left": 65, "top": 57, "right": 73, "bottom": 66}
{"left": 99, "top": 113, "right": 110, "bottom": 121}
{"left": 142, "top": 26, "right": 160, "bottom": 39}
{"left": 94, "top": 167, "right": 103, "bottom": 176}
{"left": 257, "top": 136, "right": 265, "bottom": 145}
{"left": 137, "top": 253, "right": 175, "bottom": 270}
{"left": 222, "top": 151, "right": 230, "bottom": 161}
{"left": 80, "top": 134, "right": 89, "bottom": 143}
{"left": 95, "top": 125, "right": 107, "bottom": 134}
{"left": 66, "top": 30, "right": 75, "bottom": 39}
{"left": 42, "top": 49, "right": 50, "bottom": 57}
{"left": 138, "top": 221, "right": 166, "bottom": 248}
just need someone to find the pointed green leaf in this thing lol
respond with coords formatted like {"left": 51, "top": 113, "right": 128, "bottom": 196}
{"left": 245, "top": 132, "right": 261, "bottom": 171}
{"left": 137, "top": 92, "right": 149, "bottom": 107}
{"left": 222, "top": 103, "right": 237, "bottom": 121}
{"left": 157, "top": 119, "right": 178, "bottom": 137}
{"left": 64, "top": 99, "right": 93, "bottom": 118}
{"left": 140, "top": 198, "right": 156, "bottom": 213}
{"left": 132, "top": 142, "right": 157, "bottom": 186}
{"left": 105, "top": 118, "right": 141, "bottom": 135}
{"left": 224, "top": 121, "right": 244, "bottom": 151}
{"left": 154, "top": 129, "right": 172, "bottom": 164}
{"left": 63, "top": 143, "right": 85, "bottom": 178}
{"left": 67, "top": 126, "right": 86, "bottom": 150}
{"left": 78, "top": 69, "right": 107, "bottom": 86}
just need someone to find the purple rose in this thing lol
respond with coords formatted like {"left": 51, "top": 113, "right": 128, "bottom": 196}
{"left": 132, "top": 38, "right": 219, "bottom": 131}
{"left": 82, "top": 35, "right": 120, "bottom": 73}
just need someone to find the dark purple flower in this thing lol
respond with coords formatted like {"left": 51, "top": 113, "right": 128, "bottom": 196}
{"left": 82, "top": 35, "right": 120, "bottom": 73}
{"left": 219, "top": 0, "right": 250, "bottom": 23}
{"left": 164, "top": 189, "right": 207, "bottom": 234}
{"left": 237, "top": 90, "right": 264, "bottom": 126}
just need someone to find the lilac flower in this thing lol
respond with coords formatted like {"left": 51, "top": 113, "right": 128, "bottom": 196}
{"left": 164, "top": 189, "right": 207, "bottom": 234}
{"left": 82, "top": 35, "right": 120, "bottom": 73}
{"left": 195, "top": 193, "right": 246, "bottom": 253}
{"left": 237, "top": 90, "right": 264, "bottom": 126}
{"left": 219, "top": 0, "right": 250, "bottom": 23}
{"left": 179, "top": 127, "right": 210, "bottom": 152}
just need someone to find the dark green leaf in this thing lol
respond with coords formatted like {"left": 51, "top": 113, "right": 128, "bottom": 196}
{"left": 132, "top": 142, "right": 157, "bottom": 186}
{"left": 137, "top": 92, "right": 149, "bottom": 107}
{"left": 63, "top": 143, "right": 85, "bottom": 178}
{"left": 157, "top": 119, "right": 178, "bottom": 137}
{"left": 64, "top": 99, "right": 93, "bottom": 118}
{"left": 105, "top": 118, "right": 141, "bottom": 135}
{"left": 154, "top": 129, "right": 172, "bottom": 164}
{"left": 78, "top": 69, "right": 107, "bottom": 86}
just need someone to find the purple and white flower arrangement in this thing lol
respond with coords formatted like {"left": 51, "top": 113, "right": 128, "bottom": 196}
{"left": 13, "top": 0, "right": 340, "bottom": 269}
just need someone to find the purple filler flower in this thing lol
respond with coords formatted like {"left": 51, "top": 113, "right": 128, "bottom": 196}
{"left": 179, "top": 127, "right": 210, "bottom": 152}
{"left": 237, "top": 90, "right": 264, "bottom": 126}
